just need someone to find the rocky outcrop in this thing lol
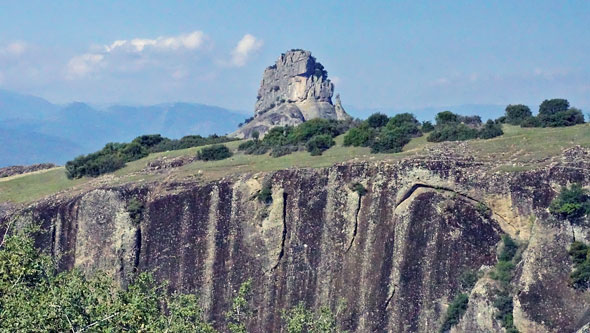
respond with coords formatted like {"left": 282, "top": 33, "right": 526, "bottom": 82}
{"left": 3, "top": 149, "right": 590, "bottom": 332}
{"left": 0, "top": 163, "right": 56, "bottom": 178}
{"left": 232, "top": 50, "right": 351, "bottom": 138}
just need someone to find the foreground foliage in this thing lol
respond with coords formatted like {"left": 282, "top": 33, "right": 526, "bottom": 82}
{"left": 0, "top": 230, "right": 216, "bottom": 332}
{"left": 0, "top": 230, "right": 349, "bottom": 332}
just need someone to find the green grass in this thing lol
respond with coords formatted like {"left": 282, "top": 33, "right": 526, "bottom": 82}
{"left": 1, "top": 123, "right": 589, "bottom": 204}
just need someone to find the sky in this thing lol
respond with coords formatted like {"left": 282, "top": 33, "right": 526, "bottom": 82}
{"left": 1, "top": 1, "right": 589, "bottom": 114}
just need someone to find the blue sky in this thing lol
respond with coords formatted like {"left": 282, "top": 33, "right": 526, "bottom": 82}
{"left": 1, "top": 1, "right": 589, "bottom": 114}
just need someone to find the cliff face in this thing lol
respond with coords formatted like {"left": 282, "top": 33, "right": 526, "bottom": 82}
{"left": 4, "top": 152, "right": 590, "bottom": 332}
{"left": 233, "top": 50, "right": 350, "bottom": 139}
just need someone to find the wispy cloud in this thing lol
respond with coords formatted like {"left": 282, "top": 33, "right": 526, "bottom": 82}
{"left": 0, "top": 41, "right": 27, "bottom": 56}
{"left": 104, "top": 31, "right": 206, "bottom": 53}
{"left": 66, "top": 53, "right": 105, "bottom": 79}
{"left": 66, "top": 31, "right": 208, "bottom": 79}
{"left": 230, "top": 34, "right": 263, "bottom": 67}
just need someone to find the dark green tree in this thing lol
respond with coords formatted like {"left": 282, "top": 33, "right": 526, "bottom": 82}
{"left": 505, "top": 104, "right": 532, "bottom": 125}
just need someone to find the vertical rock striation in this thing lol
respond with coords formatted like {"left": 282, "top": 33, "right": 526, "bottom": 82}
{"left": 4, "top": 151, "right": 590, "bottom": 332}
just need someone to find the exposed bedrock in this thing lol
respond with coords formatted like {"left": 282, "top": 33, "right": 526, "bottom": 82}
{"left": 4, "top": 157, "right": 590, "bottom": 332}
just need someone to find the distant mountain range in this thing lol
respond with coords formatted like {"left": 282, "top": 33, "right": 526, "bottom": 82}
{"left": 0, "top": 90, "right": 247, "bottom": 167}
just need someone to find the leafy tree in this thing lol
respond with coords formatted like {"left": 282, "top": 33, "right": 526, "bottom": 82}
{"left": 539, "top": 99, "right": 570, "bottom": 116}
{"left": 520, "top": 116, "right": 542, "bottom": 128}
{"left": 197, "top": 144, "right": 233, "bottom": 161}
{"left": 366, "top": 113, "right": 389, "bottom": 128}
{"left": 435, "top": 111, "right": 459, "bottom": 125}
{"left": 505, "top": 104, "right": 532, "bottom": 125}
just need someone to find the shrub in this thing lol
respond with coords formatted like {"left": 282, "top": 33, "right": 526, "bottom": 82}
{"left": 549, "top": 183, "right": 590, "bottom": 221}
{"left": 270, "top": 145, "right": 298, "bottom": 157}
{"left": 568, "top": 241, "right": 590, "bottom": 289}
{"left": 197, "top": 144, "right": 233, "bottom": 161}
{"left": 257, "top": 184, "right": 273, "bottom": 205}
{"left": 505, "top": 104, "right": 532, "bottom": 125}
{"left": 520, "top": 116, "right": 541, "bottom": 128}
{"left": 366, "top": 113, "right": 389, "bottom": 128}
{"left": 478, "top": 120, "right": 503, "bottom": 139}
{"left": 460, "top": 270, "right": 479, "bottom": 290}
{"left": 343, "top": 124, "right": 374, "bottom": 147}
{"left": 292, "top": 118, "right": 340, "bottom": 142}
{"left": 427, "top": 123, "right": 479, "bottom": 142}
{"left": 421, "top": 121, "right": 435, "bottom": 133}
{"left": 351, "top": 183, "right": 367, "bottom": 196}
{"left": 539, "top": 98, "right": 570, "bottom": 116}
{"left": 370, "top": 128, "right": 411, "bottom": 153}
{"left": 127, "top": 198, "right": 144, "bottom": 224}
{"left": 306, "top": 134, "right": 335, "bottom": 156}
{"left": 475, "top": 202, "right": 492, "bottom": 217}
{"left": 498, "top": 235, "right": 518, "bottom": 262}
{"left": 439, "top": 293, "right": 469, "bottom": 332}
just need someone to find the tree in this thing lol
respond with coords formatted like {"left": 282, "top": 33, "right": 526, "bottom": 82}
{"left": 421, "top": 121, "right": 435, "bottom": 133}
{"left": 251, "top": 131, "right": 260, "bottom": 141}
{"left": 306, "top": 134, "right": 335, "bottom": 156}
{"left": 435, "top": 111, "right": 459, "bottom": 125}
{"left": 366, "top": 113, "right": 389, "bottom": 128}
{"left": 505, "top": 104, "right": 532, "bottom": 125}
{"left": 539, "top": 99, "right": 570, "bottom": 116}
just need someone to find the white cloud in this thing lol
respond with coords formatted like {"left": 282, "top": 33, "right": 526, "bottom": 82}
{"left": 104, "top": 31, "right": 206, "bottom": 53}
{"left": 230, "top": 34, "right": 263, "bottom": 67}
{"left": 66, "top": 53, "right": 104, "bottom": 79}
{"left": 65, "top": 31, "right": 208, "bottom": 79}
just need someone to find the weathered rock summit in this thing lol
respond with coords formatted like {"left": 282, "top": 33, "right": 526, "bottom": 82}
{"left": 232, "top": 49, "right": 350, "bottom": 138}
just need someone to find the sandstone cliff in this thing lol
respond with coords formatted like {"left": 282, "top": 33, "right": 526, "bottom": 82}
{"left": 3, "top": 147, "right": 590, "bottom": 332}
{"left": 232, "top": 50, "right": 351, "bottom": 139}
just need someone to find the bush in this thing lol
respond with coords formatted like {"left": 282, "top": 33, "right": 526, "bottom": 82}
{"left": 257, "top": 184, "right": 273, "bottom": 204}
{"left": 439, "top": 293, "right": 469, "bottom": 332}
{"left": 306, "top": 134, "right": 335, "bottom": 156}
{"left": 351, "top": 183, "right": 367, "bottom": 196}
{"left": 370, "top": 128, "right": 411, "bottom": 153}
{"left": 520, "top": 116, "right": 541, "bottom": 127}
{"left": 549, "top": 183, "right": 590, "bottom": 221}
{"left": 505, "top": 104, "right": 532, "bottom": 125}
{"left": 343, "top": 124, "right": 374, "bottom": 147}
{"left": 568, "top": 241, "right": 590, "bottom": 289}
{"left": 196, "top": 144, "right": 233, "bottom": 161}
{"left": 366, "top": 113, "right": 389, "bottom": 128}
{"left": 478, "top": 120, "right": 503, "bottom": 139}
{"left": 127, "top": 198, "right": 145, "bottom": 224}
{"left": 387, "top": 113, "right": 421, "bottom": 137}
{"left": 436, "top": 111, "right": 460, "bottom": 125}
{"left": 421, "top": 121, "right": 435, "bottom": 132}
{"left": 498, "top": 235, "right": 518, "bottom": 262}
{"left": 427, "top": 123, "right": 479, "bottom": 142}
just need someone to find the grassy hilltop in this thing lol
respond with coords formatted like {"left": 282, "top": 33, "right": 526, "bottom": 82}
{"left": 1, "top": 123, "right": 589, "bottom": 204}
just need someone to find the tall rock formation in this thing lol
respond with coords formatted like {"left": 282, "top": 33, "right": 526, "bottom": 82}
{"left": 232, "top": 49, "right": 351, "bottom": 138}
